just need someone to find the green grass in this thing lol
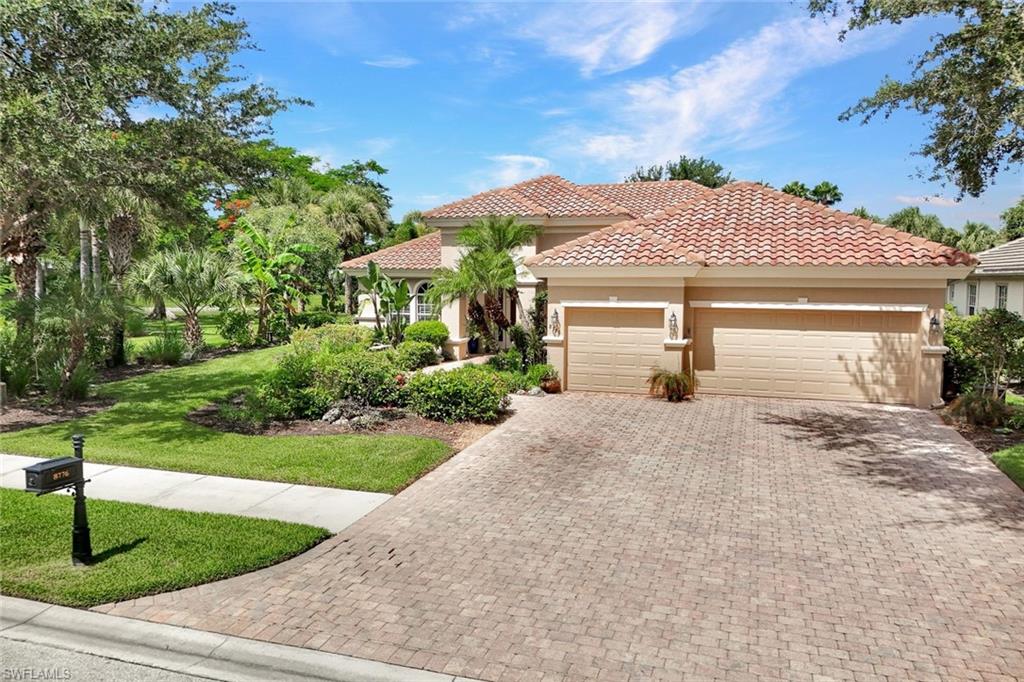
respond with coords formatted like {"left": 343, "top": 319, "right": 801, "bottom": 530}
{"left": 1007, "top": 390, "right": 1023, "bottom": 406}
{"left": 127, "top": 311, "right": 227, "bottom": 356}
{"left": 2, "top": 348, "right": 451, "bottom": 493}
{"left": 0, "top": 488, "right": 328, "bottom": 607}
{"left": 992, "top": 444, "right": 1024, "bottom": 490}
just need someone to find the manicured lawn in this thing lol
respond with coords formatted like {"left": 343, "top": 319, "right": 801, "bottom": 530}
{"left": 127, "top": 311, "right": 227, "bottom": 356}
{"left": 1007, "top": 390, "right": 1023, "bottom": 406}
{"left": 2, "top": 348, "right": 451, "bottom": 493}
{"left": 992, "top": 444, "right": 1024, "bottom": 490}
{"left": 0, "top": 488, "right": 328, "bottom": 607}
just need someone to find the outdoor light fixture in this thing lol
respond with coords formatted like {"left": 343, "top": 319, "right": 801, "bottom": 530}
{"left": 668, "top": 312, "right": 679, "bottom": 340}
{"left": 930, "top": 314, "right": 942, "bottom": 333}
{"left": 550, "top": 310, "right": 561, "bottom": 337}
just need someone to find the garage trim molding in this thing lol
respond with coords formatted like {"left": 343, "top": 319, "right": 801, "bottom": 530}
{"left": 562, "top": 300, "right": 670, "bottom": 309}
{"left": 688, "top": 300, "right": 929, "bottom": 313}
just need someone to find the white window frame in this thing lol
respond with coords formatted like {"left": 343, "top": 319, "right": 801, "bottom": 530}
{"left": 947, "top": 282, "right": 956, "bottom": 302}
{"left": 996, "top": 284, "right": 1008, "bottom": 309}
{"left": 968, "top": 283, "right": 978, "bottom": 315}
{"left": 414, "top": 282, "right": 434, "bottom": 321}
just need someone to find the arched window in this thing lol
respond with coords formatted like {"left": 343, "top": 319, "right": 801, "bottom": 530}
{"left": 415, "top": 282, "right": 434, "bottom": 320}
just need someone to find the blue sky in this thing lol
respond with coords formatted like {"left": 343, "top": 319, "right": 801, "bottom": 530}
{"left": 212, "top": 1, "right": 1021, "bottom": 226}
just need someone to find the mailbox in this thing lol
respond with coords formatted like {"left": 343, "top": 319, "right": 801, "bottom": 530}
{"left": 24, "top": 457, "right": 84, "bottom": 494}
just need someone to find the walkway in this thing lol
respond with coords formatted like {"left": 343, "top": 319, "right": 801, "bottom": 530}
{"left": 0, "top": 454, "right": 389, "bottom": 532}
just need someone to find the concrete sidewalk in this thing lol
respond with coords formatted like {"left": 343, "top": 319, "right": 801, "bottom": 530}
{"left": 0, "top": 454, "right": 389, "bottom": 532}
{"left": 0, "top": 596, "right": 473, "bottom": 682}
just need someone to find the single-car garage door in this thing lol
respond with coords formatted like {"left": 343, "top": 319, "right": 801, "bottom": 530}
{"left": 567, "top": 308, "right": 664, "bottom": 393}
{"left": 693, "top": 309, "right": 919, "bottom": 404}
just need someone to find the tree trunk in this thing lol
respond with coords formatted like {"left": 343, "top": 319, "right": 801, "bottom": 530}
{"left": 60, "top": 330, "right": 87, "bottom": 401}
{"left": 344, "top": 276, "right": 353, "bottom": 314}
{"left": 483, "top": 293, "right": 509, "bottom": 330}
{"left": 108, "top": 280, "right": 127, "bottom": 367}
{"left": 183, "top": 313, "right": 204, "bottom": 353}
{"left": 256, "top": 290, "right": 269, "bottom": 342}
{"left": 34, "top": 259, "right": 44, "bottom": 300}
{"left": 9, "top": 251, "right": 37, "bottom": 300}
{"left": 511, "top": 287, "right": 527, "bottom": 327}
{"left": 148, "top": 296, "right": 166, "bottom": 320}
{"left": 90, "top": 227, "right": 102, "bottom": 291}
{"left": 79, "top": 217, "right": 90, "bottom": 287}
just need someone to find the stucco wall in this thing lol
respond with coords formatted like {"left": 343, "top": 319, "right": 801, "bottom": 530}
{"left": 950, "top": 277, "right": 1024, "bottom": 316}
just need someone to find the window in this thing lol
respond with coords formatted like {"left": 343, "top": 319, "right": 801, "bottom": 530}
{"left": 968, "top": 283, "right": 978, "bottom": 315}
{"left": 997, "top": 284, "right": 1008, "bottom": 309}
{"left": 414, "top": 282, "right": 434, "bottom": 320}
{"left": 947, "top": 282, "right": 956, "bottom": 302}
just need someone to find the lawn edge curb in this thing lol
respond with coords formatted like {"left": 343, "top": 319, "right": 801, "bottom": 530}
{"left": 0, "top": 596, "right": 475, "bottom": 682}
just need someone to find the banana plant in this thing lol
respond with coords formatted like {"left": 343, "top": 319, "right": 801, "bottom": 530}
{"left": 235, "top": 219, "right": 315, "bottom": 342}
{"left": 356, "top": 260, "right": 411, "bottom": 345}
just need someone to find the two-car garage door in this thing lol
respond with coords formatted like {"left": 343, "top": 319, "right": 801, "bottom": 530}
{"left": 564, "top": 306, "right": 920, "bottom": 404}
{"left": 692, "top": 309, "right": 919, "bottom": 404}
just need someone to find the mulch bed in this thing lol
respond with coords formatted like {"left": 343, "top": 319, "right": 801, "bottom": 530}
{"left": 944, "top": 418, "right": 1024, "bottom": 454}
{"left": 0, "top": 397, "right": 115, "bottom": 433}
{"left": 187, "top": 403, "right": 494, "bottom": 451}
{"left": 95, "top": 346, "right": 240, "bottom": 384}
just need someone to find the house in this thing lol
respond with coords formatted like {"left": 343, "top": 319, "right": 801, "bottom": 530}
{"left": 947, "top": 237, "right": 1024, "bottom": 316}
{"left": 340, "top": 175, "right": 977, "bottom": 408}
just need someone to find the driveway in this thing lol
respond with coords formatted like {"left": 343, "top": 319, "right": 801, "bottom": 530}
{"left": 97, "top": 394, "right": 1024, "bottom": 681}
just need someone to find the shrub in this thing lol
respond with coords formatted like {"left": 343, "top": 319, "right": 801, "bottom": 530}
{"left": 218, "top": 309, "right": 257, "bottom": 348}
{"left": 403, "top": 320, "right": 449, "bottom": 348}
{"left": 139, "top": 328, "right": 185, "bottom": 365}
{"left": 487, "top": 348, "right": 522, "bottom": 373}
{"left": 495, "top": 370, "right": 531, "bottom": 392}
{"left": 310, "top": 349, "right": 406, "bottom": 408}
{"left": 948, "top": 389, "right": 1010, "bottom": 427}
{"left": 124, "top": 313, "right": 147, "bottom": 337}
{"left": 41, "top": 358, "right": 93, "bottom": 401}
{"left": 250, "top": 351, "right": 321, "bottom": 420}
{"left": 290, "top": 324, "right": 373, "bottom": 356}
{"left": 407, "top": 366, "right": 510, "bottom": 423}
{"left": 292, "top": 309, "right": 340, "bottom": 329}
{"left": 1006, "top": 408, "right": 1024, "bottom": 431}
{"left": 647, "top": 368, "right": 694, "bottom": 402}
{"left": 397, "top": 340, "right": 438, "bottom": 371}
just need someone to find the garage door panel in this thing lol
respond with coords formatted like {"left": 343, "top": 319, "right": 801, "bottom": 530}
{"left": 694, "top": 309, "right": 918, "bottom": 404}
{"left": 567, "top": 308, "right": 665, "bottom": 394}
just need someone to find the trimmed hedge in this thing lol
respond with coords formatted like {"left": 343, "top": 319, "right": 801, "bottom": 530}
{"left": 407, "top": 366, "right": 509, "bottom": 423}
{"left": 403, "top": 320, "right": 449, "bottom": 348}
{"left": 397, "top": 340, "right": 438, "bottom": 371}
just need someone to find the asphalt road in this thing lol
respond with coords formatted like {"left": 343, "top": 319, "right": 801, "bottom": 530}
{"left": 0, "top": 638, "right": 215, "bottom": 682}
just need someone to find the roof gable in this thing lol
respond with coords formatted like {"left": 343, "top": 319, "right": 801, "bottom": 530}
{"left": 339, "top": 231, "right": 441, "bottom": 271}
{"left": 527, "top": 182, "right": 977, "bottom": 269}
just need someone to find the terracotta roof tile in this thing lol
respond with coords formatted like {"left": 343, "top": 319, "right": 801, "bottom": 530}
{"left": 340, "top": 231, "right": 441, "bottom": 271}
{"left": 422, "top": 175, "right": 634, "bottom": 220}
{"left": 583, "top": 180, "right": 714, "bottom": 217}
{"left": 527, "top": 182, "right": 977, "bottom": 269}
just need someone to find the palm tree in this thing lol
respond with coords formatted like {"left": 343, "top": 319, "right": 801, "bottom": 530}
{"left": 131, "top": 248, "right": 232, "bottom": 353}
{"left": 428, "top": 249, "right": 519, "bottom": 352}
{"left": 319, "top": 185, "right": 389, "bottom": 259}
{"left": 454, "top": 215, "right": 540, "bottom": 322}
{"left": 101, "top": 188, "right": 150, "bottom": 365}
{"left": 810, "top": 181, "right": 843, "bottom": 206}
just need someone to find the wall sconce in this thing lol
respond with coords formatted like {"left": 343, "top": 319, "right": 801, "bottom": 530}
{"left": 930, "top": 313, "right": 942, "bottom": 334}
{"left": 668, "top": 312, "right": 679, "bottom": 340}
{"left": 550, "top": 310, "right": 561, "bottom": 337}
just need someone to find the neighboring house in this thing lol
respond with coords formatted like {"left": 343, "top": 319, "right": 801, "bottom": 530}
{"left": 947, "top": 237, "right": 1024, "bottom": 317}
{"left": 340, "top": 175, "right": 976, "bottom": 408}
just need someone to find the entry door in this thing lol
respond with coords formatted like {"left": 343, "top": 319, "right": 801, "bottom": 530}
{"left": 566, "top": 308, "right": 664, "bottom": 393}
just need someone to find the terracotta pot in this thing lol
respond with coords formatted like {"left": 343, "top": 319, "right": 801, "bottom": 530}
{"left": 540, "top": 378, "right": 561, "bottom": 394}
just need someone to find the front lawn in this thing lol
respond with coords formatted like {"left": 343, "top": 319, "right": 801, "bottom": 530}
{"left": 0, "top": 488, "right": 328, "bottom": 607}
{"left": 992, "top": 445, "right": 1024, "bottom": 490}
{"left": 127, "top": 311, "right": 228, "bottom": 356}
{"left": 1, "top": 348, "right": 451, "bottom": 493}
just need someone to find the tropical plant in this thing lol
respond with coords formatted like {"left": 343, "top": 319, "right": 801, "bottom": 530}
{"left": 963, "top": 308, "right": 1024, "bottom": 398}
{"left": 34, "top": 279, "right": 113, "bottom": 400}
{"left": 138, "top": 326, "right": 186, "bottom": 365}
{"left": 809, "top": 181, "right": 843, "bottom": 206}
{"left": 455, "top": 215, "right": 541, "bottom": 322}
{"left": 356, "top": 261, "right": 386, "bottom": 333}
{"left": 378, "top": 276, "right": 413, "bottom": 346}
{"left": 131, "top": 248, "right": 232, "bottom": 353}
{"left": 319, "top": 185, "right": 389, "bottom": 260}
{"left": 781, "top": 181, "right": 811, "bottom": 199}
{"left": 647, "top": 368, "right": 695, "bottom": 402}
{"left": 234, "top": 220, "right": 314, "bottom": 342}
{"left": 948, "top": 389, "right": 1010, "bottom": 427}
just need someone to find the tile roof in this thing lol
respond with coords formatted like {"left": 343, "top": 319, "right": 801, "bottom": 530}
{"left": 583, "top": 180, "right": 714, "bottom": 218}
{"left": 339, "top": 231, "right": 441, "bottom": 271}
{"left": 527, "top": 182, "right": 978, "bottom": 269}
{"left": 974, "top": 237, "right": 1024, "bottom": 275}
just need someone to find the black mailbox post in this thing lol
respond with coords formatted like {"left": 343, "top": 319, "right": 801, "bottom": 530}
{"left": 23, "top": 435, "right": 92, "bottom": 565}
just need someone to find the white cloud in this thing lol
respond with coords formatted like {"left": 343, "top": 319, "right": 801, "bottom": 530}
{"left": 894, "top": 195, "right": 959, "bottom": 207}
{"left": 517, "top": 2, "right": 703, "bottom": 77}
{"left": 300, "top": 145, "right": 342, "bottom": 172}
{"left": 362, "top": 56, "right": 419, "bottom": 68}
{"left": 541, "top": 108, "right": 572, "bottom": 118}
{"left": 361, "top": 137, "right": 396, "bottom": 156}
{"left": 559, "top": 16, "right": 895, "bottom": 168}
{"left": 479, "top": 155, "right": 551, "bottom": 188}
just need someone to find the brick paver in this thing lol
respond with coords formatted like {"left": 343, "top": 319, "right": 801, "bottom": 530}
{"left": 96, "top": 394, "right": 1024, "bottom": 681}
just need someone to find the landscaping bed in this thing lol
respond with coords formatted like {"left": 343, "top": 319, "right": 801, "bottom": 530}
{"left": 0, "top": 488, "right": 328, "bottom": 608}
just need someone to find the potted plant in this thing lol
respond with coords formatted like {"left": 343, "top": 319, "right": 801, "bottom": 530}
{"left": 647, "top": 367, "right": 695, "bottom": 402}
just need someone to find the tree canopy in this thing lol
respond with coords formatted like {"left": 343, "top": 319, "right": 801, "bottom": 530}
{"left": 781, "top": 180, "right": 844, "bottom": 205}
{"left": 809, "top": 0, "right": 1024, "bottom": 197}
{"left": 625, "top": 155, "right": 733, "bottom": 188}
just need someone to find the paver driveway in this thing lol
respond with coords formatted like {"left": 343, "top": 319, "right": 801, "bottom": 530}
{"left": 97, "top": 394, "right": 1024, "bottom": 681}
